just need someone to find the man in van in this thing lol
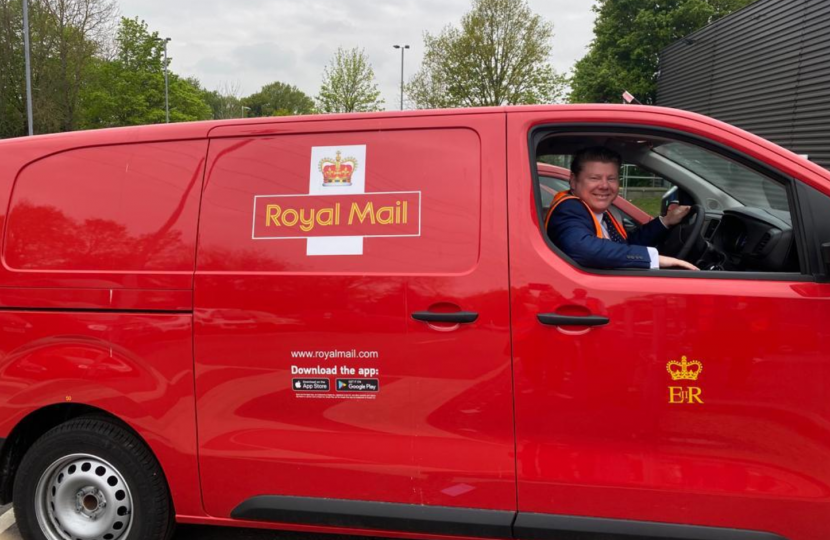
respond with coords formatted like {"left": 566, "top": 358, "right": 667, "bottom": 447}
{"left": 546, "top": 146, "right": 698, "bottom": 270}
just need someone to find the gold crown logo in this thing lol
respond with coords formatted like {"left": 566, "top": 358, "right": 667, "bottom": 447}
{"left": 319, "top": 151, "right": 358, "bottom": 186}
{"left": 666, "top": 356, "right": 703, "bottom": 381}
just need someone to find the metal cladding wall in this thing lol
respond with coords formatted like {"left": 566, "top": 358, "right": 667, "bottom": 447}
{"left": 657, "top": 0, "right": 830, "bottom": 170}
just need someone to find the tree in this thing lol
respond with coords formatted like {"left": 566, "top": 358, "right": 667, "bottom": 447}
{"left": 406, "top": 0, "right": 566, "bottom": 109}
{"left": 39, "top": 0, "right": 118, "bottom": 131}
{"left": 244, "top": 81, "right": 314, "bottom": 117}
{"left": 201, "top": 81, "right": 242, "bottom": 120}
{"left": 79, "top": 17, "right": 210, "bottom": 128}
{"left": 0, "top": 0, "right": 117, "bottom": 138}
{"left": 170, "top": 75, "right": 213, "bottom": 122}
{"left": 570, "top": 0, "right": 756, "bottom": 104}
{"left": 0, "top": 0, "right": 27, "bottom": 137}
{"left": 316, "top": 47, "right": 383, "bottom": 113}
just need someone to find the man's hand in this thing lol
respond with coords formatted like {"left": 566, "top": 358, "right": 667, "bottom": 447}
{"left": 662, "top": 204, "right": 692, "bottom": 227}
{"left": 659, "top": 255, "right": 699, "bottom": 270}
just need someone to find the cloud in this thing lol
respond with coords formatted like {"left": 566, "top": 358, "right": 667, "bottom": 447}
{"left": 232, "top": 43, "right": 298, "bottom": 72}
{"left": 192, "top": 57, "right": 237, "bottom": 76}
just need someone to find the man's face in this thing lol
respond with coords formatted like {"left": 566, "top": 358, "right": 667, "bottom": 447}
{"left": 569, "top": 160, "right": 620, "bottom": 213}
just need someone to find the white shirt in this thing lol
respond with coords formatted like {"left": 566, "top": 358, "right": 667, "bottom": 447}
{"left": 594, "top": 212, "right": 660, "bottom": 269}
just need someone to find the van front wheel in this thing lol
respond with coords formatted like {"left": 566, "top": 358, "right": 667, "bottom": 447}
{"left": 13, "top": 417, "right": 174, "bottom": 540}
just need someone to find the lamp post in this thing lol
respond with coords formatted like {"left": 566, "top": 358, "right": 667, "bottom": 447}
{"left": 241, "top": 105, "right": 250, "bottom": 118}
{"left": 22, "top": 0, "right": 33, "bottom": 135}
{"left": 392, "top": 44, "right": 409, "bottom": 110}
{"left": 161, "top": 37, "right": 171, "bottom": 123}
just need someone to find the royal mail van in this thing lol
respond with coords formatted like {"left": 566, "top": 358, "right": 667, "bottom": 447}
{"left": 1, "top": 105, "right": 829, "bottom": 540}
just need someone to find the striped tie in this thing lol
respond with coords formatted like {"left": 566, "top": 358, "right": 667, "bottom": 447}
{"left": 603, "top": 213, "right": 625, "bottom": 244}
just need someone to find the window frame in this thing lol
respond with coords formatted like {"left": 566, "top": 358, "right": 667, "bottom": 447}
{"left": 529, "top": 123, "right": 813, "bottom": 282}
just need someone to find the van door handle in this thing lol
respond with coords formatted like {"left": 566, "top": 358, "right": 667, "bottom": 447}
{"left": 411, "top": 311, "right": 479, "bottom": 324}
{"left": 537, "top": 313, "right": 610, "bottom": 327}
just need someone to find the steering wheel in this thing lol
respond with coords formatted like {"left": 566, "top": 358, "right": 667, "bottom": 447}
{"left": 660, "top": 204, "right": 706, "bottom": 261}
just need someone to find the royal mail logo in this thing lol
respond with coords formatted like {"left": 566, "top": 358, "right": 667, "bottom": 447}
{"left": 253, "top": 192, "right": 421, "bottom": 239}
{"left": 667, "top": 355, "right": 704, "bottom": 404}
{"left": 252, "top": 144, "right": 422, "bottom": 256}
{"left": 319, "top": 151, "right": 358, "bottom": 186}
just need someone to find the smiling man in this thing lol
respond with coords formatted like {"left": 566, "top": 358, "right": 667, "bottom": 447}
{"left": 545, "top": 146, "right": 698, "bottom": 270}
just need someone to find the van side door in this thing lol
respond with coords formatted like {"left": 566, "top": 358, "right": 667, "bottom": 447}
{"left": 506, "top": 108, "right": 830, "bottom": 540}
{"left": 194, "top": 113, "right": 516, "bottom": 536}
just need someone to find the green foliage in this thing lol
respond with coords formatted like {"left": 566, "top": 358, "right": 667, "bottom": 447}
{"left": 407, "top": 0, "right": 566, "bottom": 109}
{"left": 0, "top": 0, "right": 116, "bottom": 138}
{"left": 0, "top": 0, "right": 27, "bottom": 137}
{"left": 243, "top": 81, "right": 315, "bottom": 117}
{"left": 79, "top": 17, "right": 210, "bottom": 128}
{"left": 2, "top": 7, "right": 216, "bottom": 137}
{"left": 570, "top": 0, "right": 756, "bottom": 104}
{"left": 201, "top": 89, "right": 241, "bottom": 120}
{"left": 170, "top": 76, "right": 213, "bottom": 123}
{"left": 316, "top": 47, "right": 383, "bottom": 113}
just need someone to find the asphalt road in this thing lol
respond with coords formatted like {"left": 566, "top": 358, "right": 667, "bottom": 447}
{"left": 0, "top": 504, "right": 387, "bottom": 540}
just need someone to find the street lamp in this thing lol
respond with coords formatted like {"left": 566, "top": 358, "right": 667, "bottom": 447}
{"left": 392, "top": 44, "right": 409, "bottom": 110}
{"left": 161, "top": 37, "right": 171, "bottom": 123}
{"left": 241, "top": 106, "right": 251, "bottom": 118}
{"left": 22, "top": 0, "right": 33, "bottom": 135}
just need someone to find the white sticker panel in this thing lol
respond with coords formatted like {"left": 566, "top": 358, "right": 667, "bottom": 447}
{"left": 306, "top": 145, "right": 366, "bottom": 255}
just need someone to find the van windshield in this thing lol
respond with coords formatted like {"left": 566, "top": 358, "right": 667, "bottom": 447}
{"left": 653, "top": 142, "right": 789, "bottom": 212}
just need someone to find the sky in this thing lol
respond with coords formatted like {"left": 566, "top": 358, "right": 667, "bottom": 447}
{"left": 115, "top": 0, "right": 598, "bottom": 110}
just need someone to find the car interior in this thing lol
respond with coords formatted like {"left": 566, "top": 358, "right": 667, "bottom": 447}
{"left": 534, "top": 131, "right": 802, "bottom": 274}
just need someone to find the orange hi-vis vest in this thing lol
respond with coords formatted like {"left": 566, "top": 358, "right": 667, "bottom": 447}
{"left": 544, "top": 191, "right": 628, "bottom": 240}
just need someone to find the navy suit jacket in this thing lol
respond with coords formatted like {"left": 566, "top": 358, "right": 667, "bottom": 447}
{"left": 547, "top": 198, "right": 668, "bottom": 269}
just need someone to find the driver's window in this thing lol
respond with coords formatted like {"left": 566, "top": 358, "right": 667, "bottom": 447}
{"left": 535, "top": 133, "right": 801, "bottom": 274}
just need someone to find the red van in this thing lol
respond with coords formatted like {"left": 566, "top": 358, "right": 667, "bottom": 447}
{"left": 1, "top": 105, "right": 829, "bottom": 540}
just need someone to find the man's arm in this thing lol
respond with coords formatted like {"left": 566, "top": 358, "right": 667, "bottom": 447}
{"left": 627, "top": 217, "right": 669, "bottom": 247}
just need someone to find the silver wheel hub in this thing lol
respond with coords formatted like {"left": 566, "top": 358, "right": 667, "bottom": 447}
{"left": 35, "top": 454, "right": 133, "bottom": 540}
{"left": 75, "top": 487, "right": 106, "bottom": 519}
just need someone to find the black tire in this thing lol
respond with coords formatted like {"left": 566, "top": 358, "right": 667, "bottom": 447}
{"left": 13, "top": 416, "right": 175, "bottom": 540}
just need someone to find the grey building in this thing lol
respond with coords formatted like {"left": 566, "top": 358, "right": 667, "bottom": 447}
{"left": 657, "top": 0, "right": 830, "bottom": 169}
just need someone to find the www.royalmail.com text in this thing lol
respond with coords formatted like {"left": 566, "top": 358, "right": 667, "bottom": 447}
{"left": 290, "top": 350, "right": 379, "bottom": 360}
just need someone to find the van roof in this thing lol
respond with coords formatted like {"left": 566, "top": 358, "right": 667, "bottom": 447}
{"left": 0, "top": 104, "right": 711, "bottom": 146}
{"left": 1, "top": 104, "right": 824, "bottom": 181}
